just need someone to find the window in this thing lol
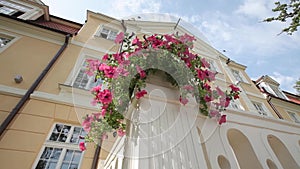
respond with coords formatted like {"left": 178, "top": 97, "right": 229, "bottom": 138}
{"left": 206, "top": 58, "right": 219, "bottom": 73}
{"left": 0, "top": 1, "right": 29, "bottom": 17}
{"left": 231, "top": 69, "right": 244, "bottom": 82}
{"left": 252, "top": 101, "right": 267, "bottom": 116}
{"left": 288, "top": 112, "right": 300, "bottom": 123}
{"left": 34, "top": 123, "right": 87, "bottom": 169}
{"left": 269, "top": 85, "right": 286, "bottom": 99}
{"left": 96, "top": 27, "right": 118, "bottom": 41}
{"left": 73, "top": 60, "right": 102, "bottom": 90}
{"left": 0, "top": 33, "right": 14, "bottom": 48}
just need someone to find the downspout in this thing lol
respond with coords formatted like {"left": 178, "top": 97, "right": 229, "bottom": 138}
{"left": 90, "top": 20, "right": 127, "bottom": 169}
{"left": 267, "top": 96, "right": 283, "bottom": 119}
{"left": 0, "top": 34, "right": 71, "bottom": 137}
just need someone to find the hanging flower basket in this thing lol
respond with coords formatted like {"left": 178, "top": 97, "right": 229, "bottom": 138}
{"left": 80, "top": 32, "right": 241, "bottom": 147}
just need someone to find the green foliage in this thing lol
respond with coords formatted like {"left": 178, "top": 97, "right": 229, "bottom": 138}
{"left": 264, "top": 0, "right": 300, "bottom": 35}
{"left": 294, "top": 78, "right": 300, "bottom": 95}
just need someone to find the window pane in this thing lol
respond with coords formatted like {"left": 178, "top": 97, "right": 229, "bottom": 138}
{"left": 50, "top": 124, "right": 63, "bottom": 141}
{"left": 41, "top": 147, "right": 53, "bottom": 159}
{"left": 70, "top": 164, "right": 79, "bottom": 169}
{"left": 108, "top": 30, "right": 117, "bottom": 40}
{"left": 61, "top": 163, "right": 69, "bottom": 169}
{"left": 58, "top": 125, "right": 71, "bottom": 142}
{"left": 47, "top": 162, "right": 57, "bottom": 169}
{"left": 51, "top": 148, "right": 62, "bottom": 160}
{"left": 73, "top": 151, "right": 82, "bottom": 162}
{"left": 36, "top": 160, "right": 47, "bottom": 169}
{"left": 64, "top": 150, "right": 73, "bottom": 162}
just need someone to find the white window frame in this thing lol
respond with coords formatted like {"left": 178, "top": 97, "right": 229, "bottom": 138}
{"left": 32, "top": 123, "right": 86, "bottom": 169}
{"left": 269, "top": 84, "right": 287, "bottom": 99}
{"left": 72, "top": 58, "right": 102, "bottom": 90}
{"left": 0, "top": 31, "right": 19, "bottom": 53}
{"left": 230, "top": 69, "right": 247, "bottom": 83}
{"left": 228, "top": 99, "right": 245, "bottom": 111}
{"left": 95, "top": 26, "right": 118, "bottom": 41}
{"left": 287, "top": 111, "right": 300, "bottom": 123}
{"left": 252, "top": 101, "right": 268, "bottom": 116}
{"left": 206, "top": 58, "right": 220, "bottom": 73}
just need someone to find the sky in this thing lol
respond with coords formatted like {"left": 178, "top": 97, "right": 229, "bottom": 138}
{"left": 43, "top": 0, "right": 300, "bottom": 93}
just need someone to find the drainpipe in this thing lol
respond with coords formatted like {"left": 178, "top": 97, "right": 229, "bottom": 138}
{"left": 267, "top": 96, "right": 283, "bottom": 119}
{"left": 0, "top": 34, "right": 71, "bottom": 137}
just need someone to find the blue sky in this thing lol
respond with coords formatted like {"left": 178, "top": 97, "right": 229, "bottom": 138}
{"left": 43, "top": 0, "right": 300, "bottom": 93}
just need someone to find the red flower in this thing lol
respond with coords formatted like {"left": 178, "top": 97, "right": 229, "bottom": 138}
{"left": 201, "top": 58, "right": 210, "bottom": 68}
{"left": 114, "top": 32, "right": 124, "bottom": 44}
{"left": 180, "top": 96, "right": 189, "bottom": 105}
{"left": 136, "top": 65, "right": 146, "bottom": 79}
{"left": 204, "top": 95, "right": 212, "bottom": 102}
{"left": 79, "top": 142, "right": 86, "bottom": 151}
{"left": 117, "top": 128, "right": 126, "bottom": 137}
{"left": 98, "top": 89, "right": 113, "bottom": 104}
{"left": 99, "top": 64, "right": 116, "bottom": 78}
{"left": 82, "top": 116, "right": 93, "bottom": 132}
{"left": 136, "top": 90, "right": 147, "bottom": 99}
{"left": 229, "top": 84, "right": 240, "bottom": 92}
{"left": 218, "top": 115, "right": 227, "bottom": 125}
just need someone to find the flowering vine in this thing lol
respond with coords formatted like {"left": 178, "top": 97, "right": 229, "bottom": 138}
{"left": 80, "top": 32, "right": 241, "bottom": 147}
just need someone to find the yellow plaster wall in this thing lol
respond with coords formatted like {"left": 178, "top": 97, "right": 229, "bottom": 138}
{"left": 0, "top": 94, "right": 21, "bottom": 124}
{"left": 0, "top": 34, "right": 61, "bottom": 90}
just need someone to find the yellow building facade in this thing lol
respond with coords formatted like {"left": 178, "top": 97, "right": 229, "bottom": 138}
{"left": 0, "top": 1, "right": 299, "bottom": 169}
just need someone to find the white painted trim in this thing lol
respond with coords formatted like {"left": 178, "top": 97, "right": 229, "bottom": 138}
{"left": 0, "top": 30, "right": 21, "bottom": 53}
{"left": 70, "top": 39, "right": 109, "bottom": 53}
{"left": 0, "top": 84, "right": 26, "bottom": 96}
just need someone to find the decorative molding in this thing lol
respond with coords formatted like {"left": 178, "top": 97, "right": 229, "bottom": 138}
{"left": 0, "top": 84, "right": 26, "bottom": 97}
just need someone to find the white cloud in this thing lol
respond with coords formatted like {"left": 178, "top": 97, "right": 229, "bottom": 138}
{"left": 270, "top": 72, "right": 297, "bottom": 93}
{"left": 235, "top": 0, "right": 274, "bottom": 19}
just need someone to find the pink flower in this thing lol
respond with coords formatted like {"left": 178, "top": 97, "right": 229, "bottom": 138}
{"left": 203, "top": 83, "right": 211, "bottom": 91}
{"left": 204, "top": 95, "right": 212, "bottom": 102}
{"left": 102, "top": 54, "right": 109, "bottom": 61}
{"left": 197, "top": 69, "right": 206, "bottom": 80}
{"left": 209, "top": 110, "right": 220, "bottom": 117}
{"left": 79, "top": 142, "right": 86, "bottom": 151}
{"left": 179, "top": 33, "right": 196, "bottom": 43}
{"left": 136, "top": 90, "right": 147, "bottom": 99}
{"left": 101, "top": 108, "right": 106, "bottom": 117}
{"left": 132, "top": 37, "right": 142, "bottom": 48}
{"left": 229, "top": 84, "right": 240, "bottom": 92}
{"left": 98, "top": 89, "right": 113, "bottom": 104}
{"left": 218, "top": 115, "right": 227, "bottom": 125}
{"left": 82, "top": 116, "right": 93, "bottom": 132}
{"left": 180, "top": 96, "right": 189, "bottom": 105}
{"left": 183, "top": 85, "right": 194, "bottom": 92}
{"left": 99, "top": 64, "right": 116, "bottom": 78}
{"left": 114, "top": 32, "right": 124, "bottom": 44}
{"left": 102, "top": 133, "right": 108, "bottom": 140}
{"left": 234, "top": 94, "right": 239, "bottom": 100}
{"left": 201, "top": 58, "right": 210, "bottom": 68}
{"left": 136, "top": 65, "right": 146, "bottom": 79}
{"left": 216, "top": 87, "right": 225, "bottom": 98}
{"left": 85, "top": 59, "right": 100, "bottom": 76}
{"left": 117, "top": 128, "right": 126, "bottom": 137}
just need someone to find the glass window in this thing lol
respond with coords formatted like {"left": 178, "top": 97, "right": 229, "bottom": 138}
{"left": 206, "top": 59, "right": 219, "bottom": 73}
{"left": 97, "top": 27, "right": 118, "bottom": 41}
{"left": 0, "top": 33, "right": 14, "bottom": 48}
{"left": 34, "top": 123, "right": 87, "bottom": 169}
{"left": 73, "top": 60, "right": 102, "bottom": 90}
{"left": 269, "top": 85, "right": 286, "bottom": 99}
{"left": 288, "top": 112, "right": 300, "bottom": 123}
{"left": 252, "top": 101, "right": 267, "bottom": 116}
{"left": 231, "top": 69, "right": 244, "bottom": 82}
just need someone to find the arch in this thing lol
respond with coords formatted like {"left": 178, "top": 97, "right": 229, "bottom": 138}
{"left": 227, "top": 129, "right": 263, "bottom": 169}
{"left": 218, "top": 155, "right": 231, "bottom": 169}
{"left": 267, "top": 135, "right": 299, "bottom": 169}
{"left": 266, "top": 159, "right": 278, "bottom": 169}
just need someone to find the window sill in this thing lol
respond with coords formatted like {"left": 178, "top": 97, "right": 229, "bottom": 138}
{"left": 58, "top": 83, "right": 93, "bottom": 96}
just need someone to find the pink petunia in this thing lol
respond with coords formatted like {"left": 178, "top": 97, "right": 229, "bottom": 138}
{"left": 209, "top": 110, "right": 220, "bottom": 117}
{"left": 136, "top": 90, "right": 147, "bottom": 99}
{"left": 99, "top": 64, "right": 116, "bottom": 78}
{"left": 229, "top": 84, "right": 240, "bottom": 92}
{"left": 82, "top": 116, "right": 93, "bottom": 132}
{"left": 201, "top": 58, "right": 210, "bottom": 68}
{"left": 179, "top": 96, "right": 189, "bottom": 105}
{"left": 98, "top": 89, "right": 113, "bottom": 104}
{"left": 117, "top": 128, "right": 126, "bottom": 137}
{"left": 136, "top": 65, "right": 146, "bottom": 79}
{"left": 114, "top": 32, "right": 124, "bottom": 44}
{"left": 79, "top": 142, "right": 86, "bottom": 151}
{"left": 218, "top": 115, "right": 227, "bottom": 125}
{"left": 183, "top": 85, "right": 194, "bottom": 92}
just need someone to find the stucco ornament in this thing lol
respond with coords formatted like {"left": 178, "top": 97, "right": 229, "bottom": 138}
{"left": 80, "top": 32, "right": 241, "bottom": 147}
